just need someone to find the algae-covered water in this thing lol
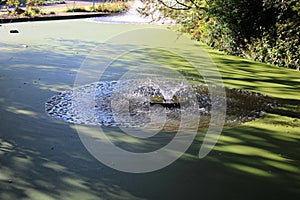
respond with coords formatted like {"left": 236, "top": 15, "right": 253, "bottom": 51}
{"left": 0, "top": 17, "right": 300, "bottom": 200}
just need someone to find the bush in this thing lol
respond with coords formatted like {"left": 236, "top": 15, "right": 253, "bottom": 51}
{"left": 95, "top": 2, "right": 129, "bottom": 13}
{"left": 1, "top": 0, "right": 20, "bottom": 15}
{"left": 247, "top": 0, "right": 300, "bottom": 69}
{"left": 65, "top": 2, "right": 129, "bottom": 13}
{"left": 139, "top": 0, "right": 299, "bottom": 69}
{"left": 66, "top": 6, "right": 89, "bottom": 12}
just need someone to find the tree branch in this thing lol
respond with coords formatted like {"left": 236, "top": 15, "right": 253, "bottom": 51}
{"left": 157, "top": 0, "right": 192, "bottom": 11}
{"left": 158, "top": 0, "right": 206, "bottom": 11}
{"left": 175, "top": 0, "right": 192, "bottom": 9}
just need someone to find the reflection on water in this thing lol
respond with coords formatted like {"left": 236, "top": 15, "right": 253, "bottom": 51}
{"left": 89, "top": 0, "right": 174, "bottom": 24}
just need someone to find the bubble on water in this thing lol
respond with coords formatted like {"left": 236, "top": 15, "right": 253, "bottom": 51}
{"left": 45, "top": 80, "right": 276, "bottom": 131}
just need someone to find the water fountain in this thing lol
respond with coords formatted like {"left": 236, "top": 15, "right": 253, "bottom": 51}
{"left": 45, "top": 79, "right": 276, "bottom": 131}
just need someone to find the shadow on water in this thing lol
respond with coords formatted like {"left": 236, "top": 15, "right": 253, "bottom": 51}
{"left": 0, "top": 35, "right": 300, "bottom": 200}
{"left": 205, "top": 50, "right": 300, "bottom": 100}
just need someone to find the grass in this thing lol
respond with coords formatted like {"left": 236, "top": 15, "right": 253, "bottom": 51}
{"left": 0, "top": 1, "right": 130, "bottom": 18}
{"left": 64, "top": 2, "right": 130, "bottom": 13}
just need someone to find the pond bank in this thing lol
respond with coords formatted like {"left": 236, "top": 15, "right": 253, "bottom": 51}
{"left": 0, "top": 0, "right": 128, "bottom": 23}
{"left": 0, "top": 12, "right": 114, "bottom": 23}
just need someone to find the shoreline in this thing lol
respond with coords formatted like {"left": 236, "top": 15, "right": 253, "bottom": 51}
{"left": 0, "top": 12, "right": 118, "bottom": 23}
{"left": 0, "top": 0, "right": 128, "bottom": 24}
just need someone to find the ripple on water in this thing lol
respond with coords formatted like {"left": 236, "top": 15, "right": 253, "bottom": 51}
{"left": 45, "top": 80, "right": 276, "bottom": 131}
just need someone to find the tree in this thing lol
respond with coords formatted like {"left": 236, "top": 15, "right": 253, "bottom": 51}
{"left": 139, "top": 0, "right": 299, "bottom": 69}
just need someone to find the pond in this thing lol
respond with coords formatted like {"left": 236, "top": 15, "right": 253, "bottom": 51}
{"left": 0, "top": 1, "right": 299, "bottom": 199}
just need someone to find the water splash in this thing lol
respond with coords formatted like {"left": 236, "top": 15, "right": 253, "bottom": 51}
{"left": 45, "top": 80, "right": 276, "bottom": 131}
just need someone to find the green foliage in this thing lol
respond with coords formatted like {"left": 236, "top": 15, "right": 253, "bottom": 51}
{"left": 65, "top": 1, "right": 129, "bottom": 13}
{"left": 23, "top": 0, "right": 43, "bottom": 16}
{"left": 1, "top": 0, "right": 20, "bottom": 15}
{"left": 17, "top": 0, "right": 65, "bottom": 6}
{"left": 1, "top": 0, "right": 19, "bottom": 8}
{"left": 95, "top": 2, "right": 130, "bottom": 13}
{"left": 1, "top": 0, "right": 54, "bottom": 17}
{"left": 139, "top": 0, "right": 299, "bottom": 69}
{"left": 66, "top": 6, "right": 89, "bottom": 12}
{"left": 247, "top": 0, "right": 300, "bottom": 69}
